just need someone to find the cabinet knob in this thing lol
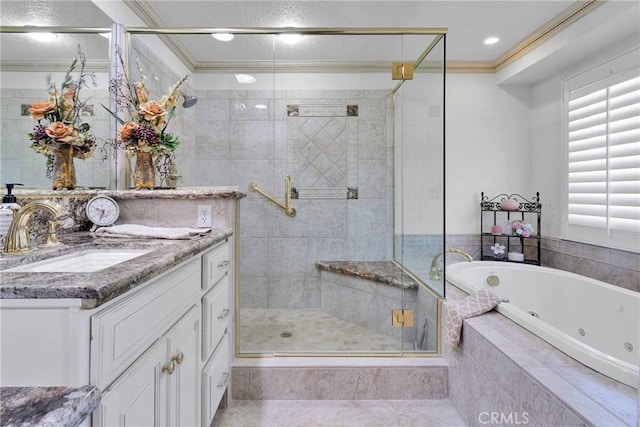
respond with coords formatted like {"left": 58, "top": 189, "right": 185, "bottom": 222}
{"left": 162, "top": 361, "right": 175, "bottom": 375}
{"left": 172, "top": 352, "right": 184, "bottom": 365}
{"left": 217, "top": 260, "right": 230, "bottom": 268}
{"left": 217, "top": 309, "right": 230, "bottom": 320}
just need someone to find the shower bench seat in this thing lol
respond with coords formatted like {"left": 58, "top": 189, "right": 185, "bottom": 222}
{"left": 315, "top": 261, "right": 419, "bottom": 290}
{"left": 315, "top": 261, "right": 439, "bottom": 351}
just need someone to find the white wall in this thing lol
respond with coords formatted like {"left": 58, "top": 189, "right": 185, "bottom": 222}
{"left": 445, "top": 73, "right": 532, "bottom": 234}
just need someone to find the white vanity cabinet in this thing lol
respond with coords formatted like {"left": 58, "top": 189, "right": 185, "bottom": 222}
{"left": 0, "top": 238, "right": 232, "bottom": 427}
{"left": 200, "top": 242, "right": 232, "bottom": 427}
{"left": 95, "top": 306, "right": 200, "bottom": 427}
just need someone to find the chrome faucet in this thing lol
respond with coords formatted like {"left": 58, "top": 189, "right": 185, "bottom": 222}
{"left": 429, "top": 248, "right": 473, "bottom": 280}
{"left": 3, "top": 200, "right": 74, "bottom": 254}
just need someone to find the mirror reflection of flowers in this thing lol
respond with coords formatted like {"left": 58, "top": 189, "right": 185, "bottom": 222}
{"left": 508, "top": 220, "right": 535, "bottom": 237}
{"left": 27, "top": 46, "right": 97, "bottom": 177}
{"left": 104, "top": 51, "right": 189, "bottom": 180}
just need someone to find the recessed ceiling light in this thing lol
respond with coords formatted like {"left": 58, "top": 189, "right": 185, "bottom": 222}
{"left": 484, "top": 37, "right": 499, "bottom": 45}
{"left": 235, "top": 74, "right": 256, "bottom": 84}
{"left": 212, "top": 33, "right": 234, "bottom": 42}
{"left": 278, "top": 33, "right": 303, "bottom": 45}
{"left": 255, "top": 104, "right": 267, "bottom": 109}
{"left": 29, "top": 32, "right": 58, "bottom": 43}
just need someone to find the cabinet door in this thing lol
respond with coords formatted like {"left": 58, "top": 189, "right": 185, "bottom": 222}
{"left": 95, "top": 338, "right": 168, "bottom": 427}
{"left": 202, "top": 276, "right": 229, "bottom": 361}
{"left": 201, "top": 337, "right": 229, "bottom": 427}
{"left": 167, "top": 306, "right": 201, "bottom": 427}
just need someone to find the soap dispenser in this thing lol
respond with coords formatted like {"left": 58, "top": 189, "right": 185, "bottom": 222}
{"left": 0, "top": 183, "right": 23, "bottom": 247}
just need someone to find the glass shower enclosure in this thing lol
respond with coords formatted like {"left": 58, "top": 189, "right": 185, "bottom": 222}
{"left": 0, "top": 25, "right": 446, "bottom": 357}
{"left": 221, "top": 29, "right": 447, "bottom": 356}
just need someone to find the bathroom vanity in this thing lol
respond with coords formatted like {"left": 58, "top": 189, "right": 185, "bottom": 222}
{"left": 0, "top": 232, "right": 231, "bottom": 427}
{"left": 0, "top": 187, "right": 243, "bottom": 427}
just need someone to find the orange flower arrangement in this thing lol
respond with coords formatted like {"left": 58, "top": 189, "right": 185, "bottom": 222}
{"left": 27, "top": 46, "right": 97, "bottom": 177}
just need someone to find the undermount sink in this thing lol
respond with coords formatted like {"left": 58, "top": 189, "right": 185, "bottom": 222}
{"left": 4, "top": 249, "right": 154, "bottom": 273}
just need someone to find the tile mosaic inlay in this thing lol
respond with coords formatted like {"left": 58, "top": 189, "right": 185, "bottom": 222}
{"left": 287, "top": 105, "right": 299, "bottom": 117}
{"left": 287, "top": 104, "right": 358, "bottom": 199}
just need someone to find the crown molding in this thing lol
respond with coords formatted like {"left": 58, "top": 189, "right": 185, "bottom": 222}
{"left": 123, "top": 0, "right": 603, "bottom": 75}
{"left": 493, "top": 0, "right": 603, "bottom": 72}
{"left": 124, "top": 0, "right": 197, "bottom": 70}
{"left": 0, "top": 59, "right": 109, "bottom": 73}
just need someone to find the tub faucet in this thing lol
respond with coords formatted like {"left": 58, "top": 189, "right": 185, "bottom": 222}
{"left": 3, "top": 200, "right": 74, "bottom": 254}
{"left": 429, "top": 248, "right": 473, "bottom": 280}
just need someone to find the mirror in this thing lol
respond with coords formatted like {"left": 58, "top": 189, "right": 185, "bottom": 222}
{"left": 0, "top": 30, "right": 111, "bottom": 189}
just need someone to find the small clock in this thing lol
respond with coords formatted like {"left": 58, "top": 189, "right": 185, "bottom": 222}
{"left": 86, "top": 196, "right": 120, "bottom": 227}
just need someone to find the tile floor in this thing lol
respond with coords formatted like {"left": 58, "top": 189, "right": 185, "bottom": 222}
{"left": 213, "top": 399, "right": 466, "bottom": 427}
{"left": 239, "top": 308, "right": 409, "bottom": 353}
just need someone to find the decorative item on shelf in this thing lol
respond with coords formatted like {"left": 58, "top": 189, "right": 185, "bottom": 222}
{"left": 491, "top": 225, "right": 502, "bottom": 235}
{"left": 491, "top": 242, "right": 506, "bottom": 259}
{"left": 103, "top": 49, "right": 194, "bottom": 189}
{"left": 27, "top": 46, "right": 97, "bottom": 190}
{"left": 508, "top": 252, "right": 525, "bottom": 262}
{"left": 499, "top": 198, "right": 519, "bottom": 211}
{"left": 507, "top": 220, "right": 535, "bottom": 237}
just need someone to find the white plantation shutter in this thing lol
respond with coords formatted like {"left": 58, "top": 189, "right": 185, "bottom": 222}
{"left": 563, "top": 52, "right": 640, "bottom": 253}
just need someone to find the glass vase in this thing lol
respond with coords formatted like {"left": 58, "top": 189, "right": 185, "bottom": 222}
{"left": 134, "top": 151, "right": 156, "bottom": 189}
{"left": 52, "top": 144, "right": 76, "bottom": 190}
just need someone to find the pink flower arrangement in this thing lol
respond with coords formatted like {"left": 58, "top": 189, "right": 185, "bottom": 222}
{"left": 508, "top": 220, "right": 535, "bottom": 237}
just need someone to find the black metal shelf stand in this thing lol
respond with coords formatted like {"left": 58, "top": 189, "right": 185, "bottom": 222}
{"left": 480, "top": 192, "right": 542, "bottom": 265}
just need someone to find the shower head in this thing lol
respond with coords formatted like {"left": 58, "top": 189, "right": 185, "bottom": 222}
{"left": 180, "top": 91, "right": 198, "bottom": 108}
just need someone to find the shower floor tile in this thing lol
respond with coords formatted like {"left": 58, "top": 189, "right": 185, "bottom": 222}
{"left": 239, "top": 308, "right": 406, "bottom": 353}
{"left": 213, "top": 399, "right": 466, "bottom": 427}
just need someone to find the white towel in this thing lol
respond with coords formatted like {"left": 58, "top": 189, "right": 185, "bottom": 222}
{"left": 445, "top": 289, "right": 508, "bottom": 346}
{"left": 95, "top": 224, "right": 211, "bottom": 240}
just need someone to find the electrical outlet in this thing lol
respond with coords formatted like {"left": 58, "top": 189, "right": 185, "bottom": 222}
{"left": 197, "top": 205, "right": 212, "bottom": 227}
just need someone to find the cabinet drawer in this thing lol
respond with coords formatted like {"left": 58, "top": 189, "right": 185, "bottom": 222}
{"left": 201, "top": 337, "right": 229, "bottom": 427}
{"left": 202, "top": 277, "right": 229, "bottom": 361}
{"left": 91, "top": 258, "right": 201, "bottom": 389}
{"left": 202, "top": 241, "right": 229, "bottom": 291}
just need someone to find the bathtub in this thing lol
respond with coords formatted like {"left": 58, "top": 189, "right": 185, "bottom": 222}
{"left": 446, "top": 261, "right": 639, "bottom": 389}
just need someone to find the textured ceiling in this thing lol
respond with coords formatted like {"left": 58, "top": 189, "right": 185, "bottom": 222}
{"left": 1, "top": 0, "right": 639, "bottom": 83}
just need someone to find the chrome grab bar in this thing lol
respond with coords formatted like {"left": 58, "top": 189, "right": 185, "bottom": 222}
{"left": 249, "top": 175, "right": 297, "bottom": 217}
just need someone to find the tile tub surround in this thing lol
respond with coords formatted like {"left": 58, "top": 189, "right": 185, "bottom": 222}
{"left": 444, "top": 284, "right": 638, "bottom": 427}
{"left": 0, "top": 229, "right": 232, "bottom": 307}
{"left": 541, "top": 236, "right": 640, "bottom": 293}
{"left": 444, "top": 234, "right": 639, "bottom": 292}
{"left": 0, "top": 385, "right": 101, "bottom": 427}
{"left": 231, "top": 357, "right": 449, "bottom": 401}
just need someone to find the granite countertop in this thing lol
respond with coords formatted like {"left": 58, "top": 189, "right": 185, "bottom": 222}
{"left": 315, "top": 261, "right": 419, "bottom": 289}
{"left": 12, "top": 186, "right": 246, "bottom": 200}
{"left": 0, "top": 385, "right": 101, "bottom": 427}
{"left": 0, "top": 229, "right": 232, "bottom": 308}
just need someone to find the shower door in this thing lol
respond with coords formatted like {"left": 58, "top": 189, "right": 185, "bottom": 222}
{"left": 236, "top": 30, "right": 445, "bottom": 356}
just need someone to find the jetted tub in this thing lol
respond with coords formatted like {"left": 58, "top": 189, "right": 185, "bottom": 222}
{"left": 446, "top": 261, "right": 639, "bottom": 389}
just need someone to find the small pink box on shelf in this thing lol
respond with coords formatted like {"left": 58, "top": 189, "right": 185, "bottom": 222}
{"left": 491, "top": 225, "right": 502, "bottom": 235}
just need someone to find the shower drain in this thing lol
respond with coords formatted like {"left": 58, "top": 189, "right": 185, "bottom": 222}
{"left": 280, "top": 332, "right": 293, "bottom": 338}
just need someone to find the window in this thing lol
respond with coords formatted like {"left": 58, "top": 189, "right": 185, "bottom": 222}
{"left": 562, "top": 51, "right": 640, "bottom": 253}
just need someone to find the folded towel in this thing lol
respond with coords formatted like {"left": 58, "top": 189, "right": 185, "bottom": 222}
{"left": 445, "top": 289, "right": 508, "bottom": 346}
{"left": 95, "top": 224, "right": 211, "bottom": 240}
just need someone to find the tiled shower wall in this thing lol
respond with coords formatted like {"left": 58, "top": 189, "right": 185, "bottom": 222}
{"left": 195, "top": 89, "right": 394, "bottom": 311}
